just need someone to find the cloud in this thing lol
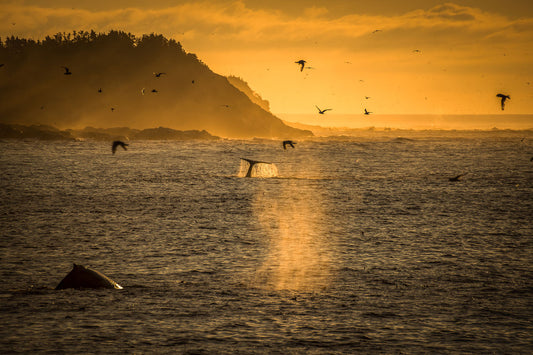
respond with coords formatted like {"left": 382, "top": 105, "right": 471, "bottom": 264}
{"left": 1, "top": 2, "right": 531, "bottom": 47}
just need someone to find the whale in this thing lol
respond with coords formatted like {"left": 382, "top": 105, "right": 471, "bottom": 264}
{"left": 240, "top": 158, "right": 273, "bottom": 177}
{"left": 55, "top": 264, "right": 123, "bottom": 290}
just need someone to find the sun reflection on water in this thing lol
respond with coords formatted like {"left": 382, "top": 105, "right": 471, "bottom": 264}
{"left": 252, "top": 180, "right": 333, "bottom": 291}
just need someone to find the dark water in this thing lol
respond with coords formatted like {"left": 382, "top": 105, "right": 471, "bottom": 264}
{"left": 1, "top": 132, "right": 532, "bottom": 354}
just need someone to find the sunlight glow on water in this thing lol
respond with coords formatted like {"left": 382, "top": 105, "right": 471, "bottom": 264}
{"left": 1, "top": 133, "right": 532, "bottom": 353}
{"left": 253, "top": 180, "right": 333, "bottom": 291}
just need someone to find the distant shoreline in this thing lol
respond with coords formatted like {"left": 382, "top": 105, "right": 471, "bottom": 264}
{"left": 1, "top": 122, "right": 532, "bottom": 141}
{"left": 280, "top": 114, "right": 533, "bottom": 132}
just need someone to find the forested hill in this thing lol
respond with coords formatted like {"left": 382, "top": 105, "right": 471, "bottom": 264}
{"left": 0, "top": 30, "right": 311, "bottom": 139}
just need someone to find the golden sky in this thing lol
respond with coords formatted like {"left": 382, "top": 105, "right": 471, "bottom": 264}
{"left": 1, "top": 0, "right": 533, "bottom": 116}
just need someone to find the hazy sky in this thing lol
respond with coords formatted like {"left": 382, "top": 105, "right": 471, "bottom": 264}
{"left": 1, "top": 0, "right": 533, "bottom": 116}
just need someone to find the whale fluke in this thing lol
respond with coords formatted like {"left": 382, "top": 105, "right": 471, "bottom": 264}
{"left": 241, "top": 158, "right": 272, "bottom": 177}
{"left": 55, "top": 264, "right": 123, "bottom": 290}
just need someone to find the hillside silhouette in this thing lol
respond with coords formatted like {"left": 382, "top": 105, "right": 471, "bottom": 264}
{"left": 0, "top": 30, "right": 311, "bottom": 138}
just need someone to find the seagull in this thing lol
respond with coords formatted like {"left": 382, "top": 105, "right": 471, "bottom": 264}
{"left": 154, "top": 72, "right": 166, "bottom": 77}
{"left": 151, "top": 89, "right": 158, "bottom": 93}
{"left": 62, "top": 66, "right": 72, "bottom": 75}
{"left": 316, "top": 106, "right": 332, "bottom": 114}
{"left": 372, "top": 29, "right": 382, "bottom": 34}
{"left": 364, "top": 108, "right": 372, "bottom": 115}
{"left": 112, "top": 140, "right": 128, "bottom": 154}
{"left": 449, "top": 173, "right": 467, "bottom": 182}
{"left": 295, "top": 60, "right": 306, "bottom": 71}
{"left": 282, "top": 140, "right": 296, "bottom": 149}
{"left": 496, "top": 93, "right": 510, "bottom": 110}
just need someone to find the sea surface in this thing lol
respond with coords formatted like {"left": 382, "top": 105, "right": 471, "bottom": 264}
{"left": 1, "top": 131, "right": 532, "bottom": 354}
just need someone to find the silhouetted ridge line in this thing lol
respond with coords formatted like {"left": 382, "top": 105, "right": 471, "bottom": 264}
{"left": 0, "top": 30, "right": 312, "bottom": 139}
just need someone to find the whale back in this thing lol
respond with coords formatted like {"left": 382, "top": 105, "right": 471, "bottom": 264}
{"left": 55, "top": 264, "right": 123, "bottom": 290}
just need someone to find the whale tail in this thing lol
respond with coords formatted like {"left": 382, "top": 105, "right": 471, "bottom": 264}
{"left": 239, "top": 158, "right": 278, "bottom": 178}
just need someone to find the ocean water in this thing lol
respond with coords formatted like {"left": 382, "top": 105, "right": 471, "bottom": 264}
{"left": 1, "top": 132, "right": 532, "bottom": 354}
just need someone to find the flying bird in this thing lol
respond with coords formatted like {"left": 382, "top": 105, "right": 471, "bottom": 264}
{"left": 365, "top": 96, "right": 371, "bottom": 99}
{"left": 449, "top": 173, "right": 467, "bottom": 182}
{"left": 372, "top": 29, "right": 382, "bottom": 34}
{"left": 316, "top": 106, "right": 332, "bottom": 114}
{"left": 154, "top": 72, "right": 166, "bottom": 77}
{"left": 62, "top": 66, "right": 72, "bottom": 75}
{"left": 282, "top": 140, "right": 296, "bottom": 149}
{"left": 151, "top": 89, "right": 158, "bottom": 93}
{"left": 412, "top": 49, "right": 421, "bottom": 53}
{"left": 496, "top": 93, "right": 510, "bottom": 110}
{"left": 295, "top": 60, "right": 306, "bottom": 71}
{"left": 364, "top": 108, "right": 372, "bottom": 115}
{"left": 112, "top": 141, "right": 128, "bottom": 154}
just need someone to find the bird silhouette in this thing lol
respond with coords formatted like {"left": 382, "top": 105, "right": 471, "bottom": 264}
{"left": 282, "top": 140, "right": 296, "bottom": 149}
{"left": 154, "top": 72, "right": 166, "bottom": 77}
{"left": 112, "top": 141, "right": 128, "bottom": 154}
{"left": 295, "top": 60, "right": 306, "bottom": 71}
{"left": 412, "top": 49, "right": 421, "bottom": 53}
{"left": 449, "top": 173, "right": 467, "bottom": 182}
{"left": 365, "top": 96, "right": 371, "bottom": 99}
{"left": 98, "top": 88, "right": 102, "bottom": 93}
{"left": 62, "top": 66, "right": 72, "bottom": 75}
{"left": 364, "top": 108, "right": 372, "bottom": 115}
{"left": 316, "top": 106, "right": 332, "bottom": 114}
{"left": 151, "top": 89, "right": 158, "bottom": 93}
{"left": 372, "top": 29, "right": 382, "bottom": 34}
{"left": 496, "top": 93, "right": 510, "bottom": 110}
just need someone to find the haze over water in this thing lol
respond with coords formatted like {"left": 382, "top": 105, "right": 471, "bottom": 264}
{"left": 1, "top": 130, "right": 532, "bottom": 353}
